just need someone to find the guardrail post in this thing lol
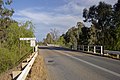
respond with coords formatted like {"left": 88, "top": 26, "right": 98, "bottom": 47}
{"left": 35, "top": 45, "right": 38, "bottom": 52}
{"left": 22, "top": 63, "right": 28, "bottom": 69}
{"left": 94, "top": 46, "right": 96, "bottom": 53}
{"left": 88, "top": 46, "right": 89, "bottom": 52}
{"left": 12, "top": 71, "right": 22, "bottom": 79}
{"left": 101, "top": 46, "right": 103, "bottom": 55}
{"left": 117, "top": 55, "right": 119, "bottom": 59}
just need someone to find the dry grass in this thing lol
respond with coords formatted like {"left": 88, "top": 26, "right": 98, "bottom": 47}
{"left": 0, "top": 63, "right": 21, "bottom": 80}
{"left": 26, "top": 54, "right": 48, "bottom": 80}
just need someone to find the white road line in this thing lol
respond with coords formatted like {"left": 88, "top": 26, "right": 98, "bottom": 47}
{"left": 55, "top": 50, "right": 120, "bottom": 77}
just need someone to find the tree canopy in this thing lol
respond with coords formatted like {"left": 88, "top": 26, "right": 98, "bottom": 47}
{"left": 49, "top": 0, "right": 120, "bottom": 51}
{"left": 0, "top": 0, "right": 35, "bottom": 74}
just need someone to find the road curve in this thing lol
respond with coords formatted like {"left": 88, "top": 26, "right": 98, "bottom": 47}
{"left": 39, "top": 46, "right": 120, "bottom": 80}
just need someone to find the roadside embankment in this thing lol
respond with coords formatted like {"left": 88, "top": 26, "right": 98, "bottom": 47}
{"left": 26, "top": 52, "right": 48, "bottom": 80}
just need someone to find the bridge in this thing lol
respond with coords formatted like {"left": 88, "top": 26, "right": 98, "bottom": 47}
{"left": 39, "top": 46, "right": 120, "bottom": 80}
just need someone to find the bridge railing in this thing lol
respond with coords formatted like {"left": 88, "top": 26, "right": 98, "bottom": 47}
{"left": 47, "top": 44, "right": 60, "bottom": 47}
{"left": 77, "top": 45, "right": 120, "bottom": 59}
{"left": 105, "top": 51, "right": 120, "bottom": 58}
{"left": 77, "top": 45, "right": 103, "bottom": 55}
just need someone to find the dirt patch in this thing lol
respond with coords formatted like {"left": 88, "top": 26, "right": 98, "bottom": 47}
{"left": 0, "top": 70, "right": 13, "bottom": 80}
{"left": 26, "top": 54, "right": 48, "bottom": 80}
{"left": 0, "top": 63, "right": 21, "bottom": 80}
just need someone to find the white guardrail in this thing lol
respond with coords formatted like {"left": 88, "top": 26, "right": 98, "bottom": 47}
{"left": 47, "top": 44, "right": 60, "bottom": 47}
{"left": 77, "top": 45, "right": 103, "bottom": 54}
{"left": 17, "top": 52, "right": 38, "bottom": 80}
{"left": 77, "top": 45, "right": 120, "bottom": 59}
{"left": 12, "top": 45, "right": 38, "bottom": 80}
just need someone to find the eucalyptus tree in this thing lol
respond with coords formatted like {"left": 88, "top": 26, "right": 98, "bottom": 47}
{"left": 63, "top": 27, "right": 78, "bottom": 48}
{"left": 113, "top": 0, "right": 120, "bottom": 50}
{"left": 50, "top": 28, "right": 60, "bottom": 44}
{"left": 0, "top": 0, "right": 14, "bottom": 45}
{"left": 76, "top": 22, "right": 84, "bottom": 45}
{"left": 113, "top": 0, "right": 120, "bottom": 28}
{"left": 83, "top": 1, "right": 113, "bottom": 47}
{"left": 89, "top": 24, "right": 97, "bottom": 45}
{"left": 45, "top": 33, "right": 53, "bottom": 44}
{"left": 57, "top": 36, "right": 65, "bottom": 47}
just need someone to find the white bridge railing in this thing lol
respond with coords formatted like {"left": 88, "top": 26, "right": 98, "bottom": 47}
{"left": 77, "top": 45, "right": 120, "bottom": 59}
{"left": 47, "top": 44, "right": 60, "bottom": 47}
{"left": 77, "top": 45, "right": 103, "bottom": 54}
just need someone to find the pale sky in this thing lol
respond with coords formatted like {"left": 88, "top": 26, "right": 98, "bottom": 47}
{"left": 11, "top": 0, "right": 118, "bottom": 41}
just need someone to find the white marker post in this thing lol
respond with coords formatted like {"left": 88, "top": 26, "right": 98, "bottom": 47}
{"left": 94, "top": 46, "right": 96, "bottom": 53}
{"left": 101, "top": 46, "right": 103, "bottom": 55}
{"left": 88, "top": 45, "right": 90, "bottom": 52}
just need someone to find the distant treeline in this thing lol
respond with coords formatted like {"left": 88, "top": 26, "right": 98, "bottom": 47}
{"left": 0, "top": 0, "right": 34, "bottom": 74}
{"left": 43, "top": 0, "right": 120, "bottom": 51}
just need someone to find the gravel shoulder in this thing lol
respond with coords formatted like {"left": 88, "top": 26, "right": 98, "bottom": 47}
{"left": 26, "top": 50, "right": 48, "bottom": 80}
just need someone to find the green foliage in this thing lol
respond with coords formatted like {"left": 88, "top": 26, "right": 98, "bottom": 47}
{"left": 0, "top": 21, "right": 34, "bottom": 74}
{"left": 83, "top": 1, "right": 113, "bottom": 46}
{"left": 63, "top": 27, "right": 77, "bottom": 49}
{"left": 113, "top": 0, "right": 120, "bottom": 27}
{"left": 44, "top": 28, "right": 60, "bottom": 45}
{"left": 0, "top": 0, "right": 34, "bottom": 74}
{"left": 45, "top": 33, "right": 53, "bottom": 44}
{"left": 57, "top": 36, "right": 65, "bottom": 47}
{"left": 0, "top": 0, "right": 14, "bottom": 18}
{"left": 82, "top": 0, "right": 120, "bottom": 50}
{"left": 0, "top": 48, "right": 14, "bottom": 73}
{"left": 114, "top": 25, "right": 120, "bottom": 50}
{"left": 56, "top": 0, "right": 120, "bottom": 51}
{"left": 89, "top": 24, "right": 97, "bottom": 45}
{"left": 43, "top": 0, "right": 120, "bottom": 51}
{"left": 0, "top": 0, "right": 14, "bottom": 45}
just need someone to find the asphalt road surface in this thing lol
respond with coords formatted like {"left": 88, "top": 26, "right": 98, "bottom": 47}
{"left": 39, "top": 46, "right": 120, "bottom": 80}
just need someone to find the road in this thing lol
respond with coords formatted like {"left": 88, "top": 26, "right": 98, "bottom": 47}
{"left": 39, "top": 46, "right": 120, "bottom": 80}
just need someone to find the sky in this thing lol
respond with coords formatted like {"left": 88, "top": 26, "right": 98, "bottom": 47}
{"left": 11, "top": 0, "right": 117, "bottom": 41}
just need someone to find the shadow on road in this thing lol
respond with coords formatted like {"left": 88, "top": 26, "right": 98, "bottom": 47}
{"left": 38, "top": 46, "right": 120, "bottom": 60}
{"left": 38, "top": 46, "right": 71, "bottom": 51}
